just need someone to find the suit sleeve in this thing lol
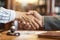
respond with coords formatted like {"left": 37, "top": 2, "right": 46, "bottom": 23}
{"left": 44, "top": 16, "right": 60, "bottom": 30}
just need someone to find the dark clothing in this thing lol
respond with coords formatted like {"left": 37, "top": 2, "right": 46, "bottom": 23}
{"left": 44, "top": 16, "right": 60, "bottom": 30}
{"left": 0, "top": 23, "right": 4, "bottom": 29}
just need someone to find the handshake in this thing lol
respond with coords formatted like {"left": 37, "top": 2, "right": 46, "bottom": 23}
{"left": 16, "top": 11, "right": 43, "bottom": 30}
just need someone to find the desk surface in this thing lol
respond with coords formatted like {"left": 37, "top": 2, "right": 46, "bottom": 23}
{"left": 0, "top": 31, "right": 60, "bottom": 40}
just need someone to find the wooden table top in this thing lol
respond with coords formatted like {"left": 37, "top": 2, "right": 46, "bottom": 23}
{"left": 0, "top": 31, "right": 60, "bottom": 40}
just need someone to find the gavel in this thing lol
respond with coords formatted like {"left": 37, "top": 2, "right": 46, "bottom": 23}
{"left": 7, "top": 20, "right": 20, "bottom": 36}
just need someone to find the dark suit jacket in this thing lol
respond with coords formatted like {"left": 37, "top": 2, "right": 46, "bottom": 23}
{"left": 44, "top": 16, "right": 60, "bottom": 30}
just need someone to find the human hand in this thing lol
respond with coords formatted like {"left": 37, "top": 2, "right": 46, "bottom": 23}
{"left": 18, "top": 14, "right": 40, "bottom": 30}
{"left": 16, "top": 11, "right": 37, "bottom": 30}
{"left": 26, "top": 11, "right": 43, "bottom": 29}
{"left": 16, "top": 11, "right": 43, "bottom": 30}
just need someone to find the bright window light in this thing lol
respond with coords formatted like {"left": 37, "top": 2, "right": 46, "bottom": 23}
{"left": 16, "top": 0, "right": 38, "bottom": 3}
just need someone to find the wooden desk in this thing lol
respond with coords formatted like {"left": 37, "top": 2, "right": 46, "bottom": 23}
{"left": 0, "top": 31, "right": 60, "bottom": 40}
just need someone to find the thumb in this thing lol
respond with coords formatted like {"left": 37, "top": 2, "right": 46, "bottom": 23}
{"left": 26, "top": 11, "right": 42, "bottom": 20}
{"left": 27, "top": 11, "right": 34, "bottom": 15}
{"left": 33, "top": 11, "right": 42, "bottom": 20}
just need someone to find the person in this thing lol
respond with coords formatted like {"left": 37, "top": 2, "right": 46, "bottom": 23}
{"left": 28, "top": 11, "right": 60, "bottom": 30}
{"left": 0, "top": 7, "right": 42, "bottom": 30}
{"left": 0, "top": 7, "right": 60, "bottom": 30}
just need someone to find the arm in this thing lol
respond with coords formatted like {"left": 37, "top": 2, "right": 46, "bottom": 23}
{"left": 0, "top": 7, "right": 25, "bottom": 23}
{"left": 27, "top": 11, "right": 44, "bottom": 30}
{"left": 16, "top": 11, "right": 60, "bottom": 30}
{"left": 27, "top": 11, "right": 60, "bottom": 30}
{"left": 0, "top": 8, "right": 40, "bottom": 30}
{"left": 44, "top": 16, "right": 60, "bottom": 30}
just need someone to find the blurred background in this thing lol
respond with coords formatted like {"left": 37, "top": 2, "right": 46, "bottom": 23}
{"left": 1, "top": 0, "right": 46, "bottom": 15}
{"left": 0, "top": 0, "right": 60, "bottom": 30}
{"left": 1, "top": 0, "right": 60, "bottom": 16}
{"left": 0, "top": 0, "right": 60, "bottom": 15}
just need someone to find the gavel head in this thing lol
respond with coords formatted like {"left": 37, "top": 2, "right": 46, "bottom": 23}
{"left": 10, "top": 26, "right": 16, "bottom": 33}
{"left": 11, "top": 26, "right": 15, "bottom": 29}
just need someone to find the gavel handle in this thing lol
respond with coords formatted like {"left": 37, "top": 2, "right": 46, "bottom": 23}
{"left": 13, "top": 20, "right": 18, "bottom": 30}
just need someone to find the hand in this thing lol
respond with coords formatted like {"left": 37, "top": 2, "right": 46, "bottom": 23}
{"left": 18, "top": 14, "right": 40, "bottom": 30}
{"left": 27, "top": 11, "right": 42, "bottom": 20}
{"left": 16, "top": 11, "right": 37, "bottom": 30}
{"left": 27, "top": 11, "right": 43, "bottom": 29}
{"left": 16, "top": 11, "right": 43, "bottom": 30}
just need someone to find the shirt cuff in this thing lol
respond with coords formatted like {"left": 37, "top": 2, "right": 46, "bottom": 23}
{"left": 10, "top": 10, "right": 16, "bottom": 22}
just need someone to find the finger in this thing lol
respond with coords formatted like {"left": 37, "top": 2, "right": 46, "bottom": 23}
{"left": 34, "top": 18, "right": 42, "bottom": 27}
{"left": 31, "top": 19, "right": 39, "bottom": 29}
{"left": 23, "top": 14, "right": 40, "bottom": 30}
{"left": 23, "top": 15, "right": 36, "bottom": 30}
{"left": 18, "top": 18, "right": 23, "bottom": 29}
{"left": 33, "top": 16, "right": 44, "bottom": 30}
{"left": 18, "top": 21, "right": 24, "bottom": 30}
{"left": 21, "top": 16, "right": 30, "bottom": 30}
{"left": 23, "top": 22, "right": 32, "bottom": 30}
{"left": 29, "top": 20, "right": 36, "bottom": 30}
{"left": 27, "top": 11, "right": 42, "bottom": 20}
{"left": 28, "top": 15, "right": 39, "bottom": 30}
{"left": 21, "top": 15, "right": 33, "bottom": 30}
{"left": 27, "top": 11, "right": 34, "bottom": 15}
{"left": 33, "top": 11, "right": 42, "bottom": 20}
{"left": 30, "top": 15, "right": 43, "bottom": 29}
{"left": 32, "top": 15, "right": 42, "bottom": 27}
{"left": 19, "top": 16, "right": 28, "bottom": 30}
{"left": 25, "top": 15, "right": 36, "bottom": 29}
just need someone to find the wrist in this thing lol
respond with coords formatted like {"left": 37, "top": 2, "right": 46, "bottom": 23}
{"left": 39, "top": 16, "right": 44, "bottom": 30}
{"left": 15, "top": 11, "right": 27, "bottom": 20}
{"left": 41, "top": 16, "right": 44, "bottom": 28}
{"left": 15, "top": 11, "right": 19, "bottom": 19}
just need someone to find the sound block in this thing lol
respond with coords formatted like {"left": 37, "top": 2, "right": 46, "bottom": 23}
{"left": 7, "top": 32, "right": 20, "bottom": 36}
